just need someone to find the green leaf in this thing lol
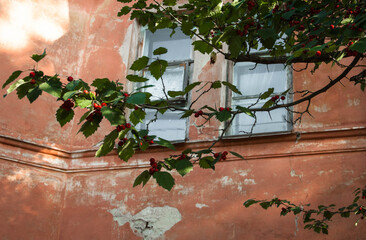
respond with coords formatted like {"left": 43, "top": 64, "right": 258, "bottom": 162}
{"left": 229, "top": 151, "right": 245, "bottom": 160}
{"left": 16, "top": 83, "right": 32, "bottom": 99}
{"left": 228, "top": 34, "right": 242, "bottom": 58}
{"left": 130, "top": 56, "right": 150, "bottom": 71}
{"left": 56, "top": 107, "right": 75, "bottom": 127}
{"left": 118, "top": 138, "right": 135, "bottom": 162}
{"left": 2, "top": 70, "right": 22, "bottom": 89}
{"left": 211, "top": 81, "right": 221, "bottom": 89}
{"left": 27, "top": 87, "right": 42, "bottom": 103}
{"left": 6, "top": 79, "right": 25, "bottom": 95}
{"left": 180, "top": 109, "right": 194, "bottom": 119}
{"left": 262, "top": 99, "right": 275, "bottom": 109}
{"left": 216, "top": 110, "right": 231, "bottom": 122}
{"left": 243, "top": 199, "right": 260, "bottom": 208}
{"left": 199, "top": 156, "right": 214, "bottom": 170}
{"left": 222, "top": 81, "right": 242, "bottom": 95}
{"left": 323, "top": 211, "right": 333, "bottom": 220}
{"left": 78, "top": 110, "right": 91, "bottom": 124}
{"left": 341, "top": 212, "right": 350, "bottom": 218}
{"left": 63, "top": 91, "right": 77, "bottom": 100}
{"left": 260, "top": 88, "right": 274, "bottom": 99}
{"left": 129, "top": 108, "right": 146, "bottom": 125}
{"left": 75, "top": 99, "right": 92, "bottom": 108}
{"left": 30, "top": 49, "right": 46, "bottom": 62}
{"left": 117, "top": 6, "right": 131, "bottom": 16}
{"left": 322, "top": 228, "right": 328, "bottom": 235}
{"left": 153, "top": 47, "right": 168, "bottom": 55}
{"left": 163, "top": 0, "right": 176, "bottom": 6}
{"left": 350, "top": 38, "right": 366, "bottom": 53}
{"left": 192, "top": 40, "right": 213, "bottom": 54}
{"left": 148, "top": 60, "right": 168, "bottom": 80}
{"left": 39, "top": 77, "right": 62, "bottom": 98}
{"left": 168, "top": 90, "right": 185, "bottom": 98}
{"left": 78, "top": 114, "right": 102, "bottom": 138}
{"left": 184, "top": 82, "right": 201, "bottom": 93}
{"left": 155, "top": 137, "right": 175, "bottom": 150}
{"left": 101, "top": 107, "right": 125, "bottom": 126}
{"left": 259, "top": 201, "right": 271, "bottom": 210}
{"left": 153, "top": 172, "right": 175, "bottom": 191}
{"left": 236, "top": 106, "right": 254, "bottom": 118}
{"left": 176, "top": 159, "right": 193, "bottom": 176}
{"left": 91, "top": 78, "right": 112, "bottom": 91}
{"left": 133, "top": 170, "right": 151, "bottom": 187}
{"left": 96, "top": 130, "right": 118, "bottom": 157}
{"left": 126, "top": 92, "right": 147, "bottom": 105}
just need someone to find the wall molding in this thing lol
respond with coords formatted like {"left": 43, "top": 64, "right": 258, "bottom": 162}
{"left": 1, "top": 128, "right": 366, "bottom": 173}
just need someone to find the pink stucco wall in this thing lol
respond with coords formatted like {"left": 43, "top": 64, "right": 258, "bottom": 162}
{"left": 0, "top": 0, "right": 365, "bottom": 239}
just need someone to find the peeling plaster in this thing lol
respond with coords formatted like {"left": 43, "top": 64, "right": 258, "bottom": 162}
{"left": 347, "top": 98, "right": 360, "bottom": 107}
{"left": 234, "top": 169, "right": 252, "bottom": 177}
{"left": 220, "top": 176, "right": 234, "bottom": 187}
{"left": 195, "top": 203, "right": 209, "bottom": 209}
{"left": 109, "top": 206, "right": 182, "bottom": 240}
{"left": 290, "top": 169, "right": 303, "bottom": 179}
{"left": 243, "top": 179, "right": 256, "bottom": 185}
{"left": 313, "top": 104, "right": 330, "bottom": 112}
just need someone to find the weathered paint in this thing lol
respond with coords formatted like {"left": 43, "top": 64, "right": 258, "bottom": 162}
{"left": 0, "top": 0, "right": 366, "bottom": 239}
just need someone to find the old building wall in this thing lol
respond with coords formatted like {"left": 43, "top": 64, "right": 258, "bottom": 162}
{"left": 0, "top": 0, "right": 365, "bottom": 239}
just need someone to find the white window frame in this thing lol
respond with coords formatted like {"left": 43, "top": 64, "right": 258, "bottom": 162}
{"left": 136, "top": 27, "right": 194, "bottom": 141}
{"left": 226, "top": 54, "right": 293, "bottom": 136}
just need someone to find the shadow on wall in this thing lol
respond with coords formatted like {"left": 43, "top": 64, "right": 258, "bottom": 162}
{"left": 0, "top": 0, "right": 69, "bottom": 53}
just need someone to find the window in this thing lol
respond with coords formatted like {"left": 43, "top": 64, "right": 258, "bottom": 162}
{"left": 228, "top": 61, "right": 292, "bottom": 135}
{"left": 137, "top": 28, "right": 193, "bottom": 141}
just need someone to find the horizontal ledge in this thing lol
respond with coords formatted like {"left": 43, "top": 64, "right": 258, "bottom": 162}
{"left": 0, "top": 127, "right": 365, "bottom": 173}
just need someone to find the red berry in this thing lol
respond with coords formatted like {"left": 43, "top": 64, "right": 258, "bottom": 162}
{"left": 149, "top": 140, "right": 154, "bottom": 144}
{"left": 30, "top": 79, "right": 36, "bottom": 84}
{"left": 219, "top": 107, "right": 224, "bottom": 112}
{"left": 150, "top": 158, "right": 155, "bottom": 164}
{"left": 281, "top": 96, "right": 285, "bottom": 100}
{"left": 101, "top": 102, "right": 107, "bottom": 107}
{"left": 116, "top": 125, "right": 122, "bottom": 132}
{"left": 298, "top": 25, "right": 305, "bottom": 31}
{"left": 93, "top": 103, "right": 101, "bottom": 110}
{"left": 221, "top": 156, "right": 227, "bottom": 161}
{"left": 274, "top": 95, "right": 279, "bottom": 100}
{"left": 149, "top": 168, "right": 155, "bottom": 175}
{"left": 198, "top": 110, "right": 203, "bottom": 115}
{"left": 194, "top": 112, "right": 200, "bottom": 118}
{"left": 330, "top": 25, "right": 335, "bottom": 29}
{"left": 83, "top": 90, "right": 89, "bottom": 94}
{"left": 123, "top": 93, "right": 129, "bottom": 97}
{"left": 29, "top": 72, "right": 36, "bottom": 78}
{"left": 214, "top": 153, "right": 220, "bottom": 158}
{"left": 316, "top": 51, "right": 321, "bottom": 56}
{"left": 67, "top": 76, "right": 73, "bottom": 82}
{"left": 226, "top": 107, "right": 231, "bottom": 112}
{"left": 91, "top": 91, "right": 96, "bottom": 96}
{"left": 118, "top": 140, "right": 124, "bottom": 146}
{"left": 125, "top": 123, "right": 131, "bottom": 128}
{"left": 134, "top": 106, "right": 139, "bottom": 110}
{"left": 222, "top": 151, "right": 228, "bottom": 156}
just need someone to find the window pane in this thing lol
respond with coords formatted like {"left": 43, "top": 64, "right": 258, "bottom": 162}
{"left": 145, "top": 29, "right": 191, "bottom": 62}
{"left": 140, "top": 110, "right": 186, "bottom": 141}
{"left": 234, "top": 63, "right": 287, "bottom": 96}
{"left": 231, "top": 99, "right": 289, "bottom": 135}
{"left": 143, "top": 65, "right": 185, "bottom": 100}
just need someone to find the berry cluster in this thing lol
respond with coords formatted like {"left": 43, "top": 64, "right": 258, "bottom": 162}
{"left": 178, "top": 154, "right": 187, "bottom": 160}
{"left": 60, "top": 99, "right": 74, "bottom": 111}
{"left": 116, "top": 123, "right": 131, "bottom": 132}
{"left": 118, "top": 138, "right": 128, "bottom": 146}
{"left": 270, "top": 95, "right": 286, "bottom": 102}
{"left": 149, "top": 158, "right": 159, "bottom": 175}
{"left": 214, "top": 151, "right": 228, "bottom": 161}
{"left": 143, "top": 135, "right": 154, "bottom": 145}
{"left": 219, "top": 107, "right": 231, "bottom": 112}
{"left": 247, "top": 0, "right": 255, "bottom": 11}
{"left": 194, "top": 110, "right": 203, "bottom": 118}
{"left": 29, "top": 72, "right": 37, "bottom": 84}
{"left": 345, "top": 42, "right": 358, "bottom": 57}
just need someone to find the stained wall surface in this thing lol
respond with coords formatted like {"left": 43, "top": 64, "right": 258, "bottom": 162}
{"left": 0, "top": 0, "right": 366, "bottom": 240}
